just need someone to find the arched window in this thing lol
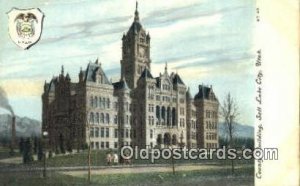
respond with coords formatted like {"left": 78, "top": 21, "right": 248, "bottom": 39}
{"left": 95, "top": 96, "right": 98, "bottom": 107}
{"left": 157, "top": 134, "right": 162, "bottom": 145}
{"left": 102, "top": 98, "right": 106, "bottom": 108}
{"left": 156, "top": 106, "right": 160, "bottom": 119}
{"left": 99, "top": 97, "right": 102, "bottom": 108}
{"left": 161, "top": 106, "right": 166, "bottom": 125}
{"left": 100, "top": 113, "right": 104, "bottom": 123}
{"left": 172, "top": 134, "right": 177, "bottom": 145}
{"left": 107, "top": 98, "right": 110, "bottom": 108}
{"left": 172, "top": 108, "right": 176, "bottom": 126}
{"left": 106, "top": 113, "right": 110, "bottom": 124}
{"left": 89, "top": 112, "right": 94, "bottom": 123}
{"left": 96, "top": 113, "right": 100, "bottom": 124}
{"left": 167, "top": 107, "right": 171, "bottom": 126}
{"left": 90, "top": 96, "right": 93, "bottom": 107}
{"left": 164, "top": 133, "right": 171, "bottom": 145}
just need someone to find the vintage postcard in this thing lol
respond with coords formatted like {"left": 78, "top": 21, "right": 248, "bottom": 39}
{"left": 0, "top": 0, "right": 298, "bottom": 185}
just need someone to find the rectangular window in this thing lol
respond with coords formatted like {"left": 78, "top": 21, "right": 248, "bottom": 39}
{"left": 115, "top": 129, "right": 118, "bottom": 138}
{"left": 106, "top": 128, "right": 109, "bottom": 137}
{"left": 101, "top": 142, "right": 104, "bottom": 149}
{"left": 180, "top": 108, "right": 185, "bottom": 115}
{"left": 125, "top": 129, "right": 129, "bottom": 138}
{"left": 126, "top": 115, "right": 129, "bottom": 124}
{"left": 101, "top": 128, "right": 104, "bottom": 137}
{"left": 91, "top": 142, "right": 94, "bottom": 149}
{"left": 90, "top": 128, "right": 94, "bottom": 138}
{"left": 156, "top": 95, "right": 160, "bottom": 101}
{"left": 114, "top": 142, "right": 118, "bottom": 149}
{"left": 106, "top": 142, "right": 109, "bottom": 149}
{"left": 95, "top": 128, "right": 99, "bottom": 137}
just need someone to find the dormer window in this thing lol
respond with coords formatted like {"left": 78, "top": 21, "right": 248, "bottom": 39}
{"left": 97, "top": 74, "right": 103, "bottom": 84}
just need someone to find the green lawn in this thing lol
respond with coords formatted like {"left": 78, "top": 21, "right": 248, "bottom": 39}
{"left": 0, "top": 165, "right": 254, "bottom": 186}
{"left": 27, "top": 150, "right": 253, "bottom": 168}
{"left": 87, "top": 166, "right": 254, "bottom": 186}
{"left": 0, "top": 147, "right": 21, "bottom": 160}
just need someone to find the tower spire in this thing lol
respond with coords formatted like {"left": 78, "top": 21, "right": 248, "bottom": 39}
{"left": 134, "top": 1, "right": 139, "bottom": 22}
{"left": 164, "top": 62, "right": 168, "bottom": 73}
{"left": 61, "top": 65, "right": 64, "bottom": 75}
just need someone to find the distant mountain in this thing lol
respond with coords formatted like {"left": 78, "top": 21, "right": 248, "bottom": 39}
{"left": 218, "top": 122, "right": 254, "bottom": 139}
{"left": 0, "top": 114, "right": 41, "bottom": 138}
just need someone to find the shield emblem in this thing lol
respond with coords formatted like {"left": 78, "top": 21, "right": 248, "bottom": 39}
{"left": 7, "top": 8, "right": 44, "bottom": 49}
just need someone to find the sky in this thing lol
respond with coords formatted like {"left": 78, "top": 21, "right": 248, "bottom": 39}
{"left": 0, "top": 0, "right": 256, "bottom": 126}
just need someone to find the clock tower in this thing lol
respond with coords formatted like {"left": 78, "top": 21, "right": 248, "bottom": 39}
{"left": 121, "top": 2, "right": 151, "bottom": 89}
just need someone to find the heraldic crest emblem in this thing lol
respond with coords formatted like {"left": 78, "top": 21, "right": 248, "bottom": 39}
{"left": 7, "top": 8, "right": 44, "bottom": 49}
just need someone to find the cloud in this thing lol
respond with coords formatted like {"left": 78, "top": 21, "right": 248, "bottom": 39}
{"left": 174, "top": 50, "right": 255, "bottom": 70}
{"left": 0, "top": 79, "right": 43, "bottom": 97}
{"left": 143, "top": 2, "right": 246, "bottom": 28}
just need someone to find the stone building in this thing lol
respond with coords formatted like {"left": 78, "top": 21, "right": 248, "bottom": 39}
{"left": 42, "top": 3, "right": 219, "bottom": 152}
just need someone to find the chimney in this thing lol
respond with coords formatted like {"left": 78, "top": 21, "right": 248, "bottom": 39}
{"left": 10, "top": 115, "right": 16, "bottom": 150}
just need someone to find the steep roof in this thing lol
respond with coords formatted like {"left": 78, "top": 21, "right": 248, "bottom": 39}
{"left": 194, "top": 85, "right": 217, "bottom": 100}
{"left": 127, "top": 2, "right": 145, "bottom": 35}
{"left": 172, "top": 73, "right": 185, "bottom": 85}
{"left": 113, "top": 78, "right": 130, "bottom": 90}
{"left": 84, "top": 61, "right": 111, "bottom": 84}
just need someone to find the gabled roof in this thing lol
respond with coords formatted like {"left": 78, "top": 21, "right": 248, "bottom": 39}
{"left": 84, "top": 61, "right": 111, "bottom": 84}
{"left": 172, "top": 73, "right": 185, "bottom": 85}
{"left": 195, "top": 85, "right": 217, "bottom": 100}
{"left": 113, "top": 78, "right": 130, "bottom": 90}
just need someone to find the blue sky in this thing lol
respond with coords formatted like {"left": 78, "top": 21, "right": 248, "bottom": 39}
{"left": 0, "top": 0, "right": 256, "bottom": 126}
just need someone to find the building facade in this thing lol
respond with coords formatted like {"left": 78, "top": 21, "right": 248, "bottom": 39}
{"left": 42, "top": 4, "right": 219, "bottom": 152}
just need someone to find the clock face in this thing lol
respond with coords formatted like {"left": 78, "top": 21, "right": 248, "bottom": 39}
{"left": 139, "top": 47, "right": 145, "bottom": 57}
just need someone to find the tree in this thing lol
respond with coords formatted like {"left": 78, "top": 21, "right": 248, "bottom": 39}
{"left": 220, "top": 93, "right": 239, "bottom": 174}
{"left": 23, "top": 138, "right": 34, "bottom": 163}
{"left": 33, "top": 136, "right": 38, "bottom": 154}
{"left": 59, "top": 134, "right": 65, "bottom": 154}
{"left": 37, "top": 139, "right": 44, "bottom": 161}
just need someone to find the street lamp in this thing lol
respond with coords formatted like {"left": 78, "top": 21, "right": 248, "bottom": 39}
{"left": 42, "top": 131, "right": 48, "bottom": 178}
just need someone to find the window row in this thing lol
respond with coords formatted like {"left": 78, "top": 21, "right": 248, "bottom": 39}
{"left": 156, "top": 106, "right": 176, "bottom": 126}
{"left": 90, "top": 96, "right": 111, "bottom": 109}
{"left": 206, "top": 143, "right": 218, "bottom": 148}
{"left": 148, "top": 104, "right": 154, "bottom": 112}
{"left": 90, "top": 141, "right": 117, "bottom": 149}
{"left": 90, "top": 127, "right": 110, "bottom": 138}
{"left": 206, "top": 121, "right": 217, "bottom": 130}
{"left": 206, "top": 133, "right": 217, "bottom": 140}
{"left": 89, "top": 112, "right": 111, "bottom": 124}
{"left": 191, "top": 131, "right": 196, "bottom": 140}
{"left": 205, "top": 110, "right": 218, "bottom": 119}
